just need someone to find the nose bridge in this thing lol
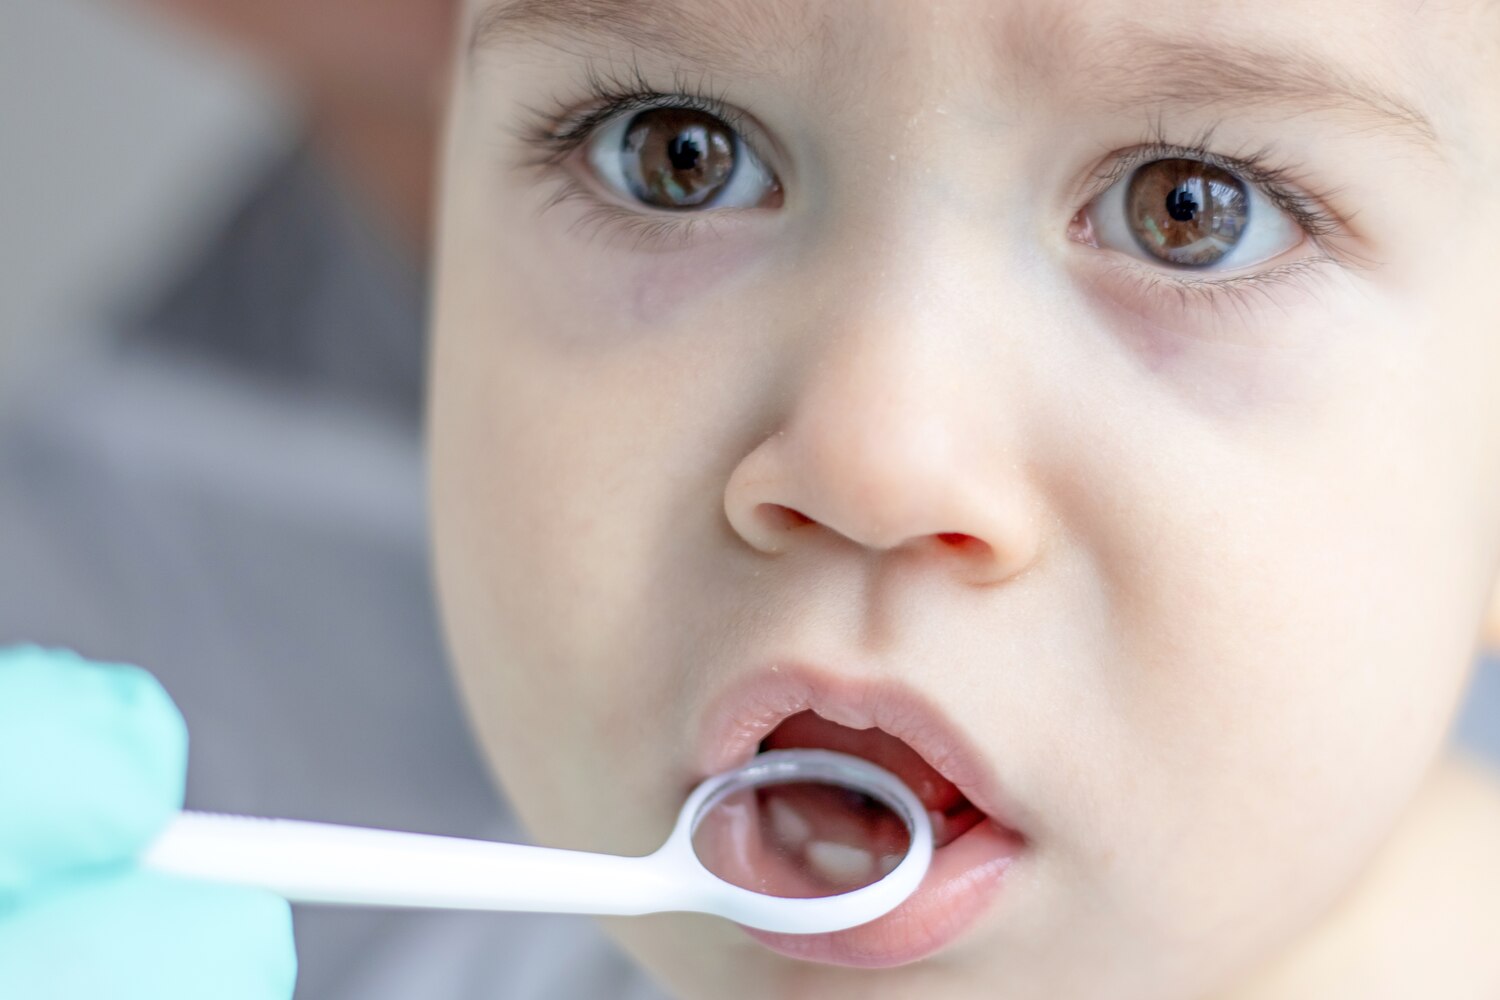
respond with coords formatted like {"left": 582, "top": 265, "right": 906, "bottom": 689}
{"left": 722, "top": 202, "right": 1046, "bottom": 581}
{"left": 792, "top": 299, "right": 971, "bottom": 519}
{"left": 791, "top": 205, "right": 1023, "bottom": 488}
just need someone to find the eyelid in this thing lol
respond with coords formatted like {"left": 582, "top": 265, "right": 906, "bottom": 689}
{"left": 511, "top": 60, "right": 786, "bottom": 184}
{"left": 539, "top": 173, "right": 748, "bottom": 252}
{"left": 1085, "top": 116, "right": 1367, "bottom": 249}
{"left": 512, "top": 92, "right": 787, "bottom": 240}
{"left": 595, "top": 122, "right": 780, "bottom": 223}
{"left": 1066, "top": 121, "right": 1377, "bottom": 320}
{"left": 589, "top": 96, "right": 783, "bottom": 195}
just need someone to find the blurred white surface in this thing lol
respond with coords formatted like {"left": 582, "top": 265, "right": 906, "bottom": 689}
{"left": 0, "top": 0, "right": 292, "bottom": 380}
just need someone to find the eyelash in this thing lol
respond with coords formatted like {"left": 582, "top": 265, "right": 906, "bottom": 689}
{"left": 510, "top": 62, "right": 759, "bottom": 252}
{"left": 511, "top": 63, "right": 1364, "bottom": 311}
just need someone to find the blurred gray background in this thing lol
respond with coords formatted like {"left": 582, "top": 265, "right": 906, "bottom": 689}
{"left": 0, "top": 0, "right": 290, "bottom": 382}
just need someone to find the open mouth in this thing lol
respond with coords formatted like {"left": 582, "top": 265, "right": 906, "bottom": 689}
{"left": 759, "top": 710, "right": 990, "bottom": 850}
{"left": 694, "top": 666, "right": 1027, "bottom": 968}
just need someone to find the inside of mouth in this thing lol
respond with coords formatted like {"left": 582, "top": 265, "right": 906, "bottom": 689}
{"left": 758, "top": 710, "right": 987, "bottom": 850}
{"left": 691, "top": 711, "right": 991, "bottom": 900}
{"left": 690, "top": 779, "right": 912, "bottom": 898}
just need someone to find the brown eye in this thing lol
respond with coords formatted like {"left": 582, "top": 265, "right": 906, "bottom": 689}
{"left": 1125, "top": 159, "right": 1249, "bottom": 267}
{"left": 620, "top": 107, "right": 738, "bottom": 209}
{"left": 583, "top": 102, "right": 780, "bottom": 220}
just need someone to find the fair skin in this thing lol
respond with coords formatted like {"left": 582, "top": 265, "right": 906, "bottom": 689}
{"left": 428, "top": 0, "right": 1500, "bottom": 997}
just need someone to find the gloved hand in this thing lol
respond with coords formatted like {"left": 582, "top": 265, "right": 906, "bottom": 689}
{"left": 0, "top": 645, "right": 297, "bottom": 999}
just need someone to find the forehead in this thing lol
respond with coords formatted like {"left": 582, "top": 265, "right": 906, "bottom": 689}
{"left": 469, "top": 0, "right": 1496, "bottom": 160}
{"left": 466, "top": 0, "right": 1485, "bottom": 72}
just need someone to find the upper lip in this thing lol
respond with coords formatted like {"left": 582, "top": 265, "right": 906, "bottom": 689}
{"left": 693, "top": 659, "right": 1024, "bottom": 837}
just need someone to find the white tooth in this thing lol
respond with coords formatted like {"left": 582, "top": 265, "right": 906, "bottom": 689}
{"left": 878, "top": 852, "right": 902, "bottom": 876}
{"left": 767, "top": 797, "right": 813, "bottom": 848}
{"left": 927, "top": 809, "right": 948, "bottom": 844}
{"left": 806, "top": 841, "right": 875, "bottom": 886}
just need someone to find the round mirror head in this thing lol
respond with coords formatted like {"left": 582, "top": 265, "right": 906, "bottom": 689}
{"left": 685, "top": 750, "right": 927, "bottom": 906}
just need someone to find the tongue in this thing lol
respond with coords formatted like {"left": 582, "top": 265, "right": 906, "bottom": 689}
{"left": 760, "top": 711, "right": 968, "bottom": 815}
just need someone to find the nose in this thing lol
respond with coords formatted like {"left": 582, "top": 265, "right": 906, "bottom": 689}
{"left": 723, "top": 249, "right": 1046, "bottom": 589}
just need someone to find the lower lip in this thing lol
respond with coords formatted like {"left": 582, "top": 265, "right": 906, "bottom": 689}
{"left": 739, "top": 815, "right": 1023, "bottom": 968}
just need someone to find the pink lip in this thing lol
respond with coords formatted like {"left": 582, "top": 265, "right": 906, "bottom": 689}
{"left": 693, "top": 661, "right": 1027, "bottom": 968}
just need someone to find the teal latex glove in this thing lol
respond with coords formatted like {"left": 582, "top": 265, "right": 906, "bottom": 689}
{"left": 0, "top": 645, "right": 297, "bottom": 1000}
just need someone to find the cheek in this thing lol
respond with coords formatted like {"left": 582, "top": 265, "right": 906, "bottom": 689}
{"left": 428, "top": 214, "right": 777, "bottom": 850}
{"left": 429, "top": 354, "right": 671, "bottom": 842}
{"left": 1036, "top": 285, "right": 1492, "bottom": 964}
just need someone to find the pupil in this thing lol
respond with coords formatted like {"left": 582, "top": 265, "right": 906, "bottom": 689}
{"left": 1166, "top": 186, "right": 1199, "bottom": 222}
{"left": 668, "top": 133, "right": 702, "bottom": 171}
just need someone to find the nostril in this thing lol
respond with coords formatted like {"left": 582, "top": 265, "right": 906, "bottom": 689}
{"left": 762, "top": 504, "right": 815, "bottom": 531}
{"left": 932, "top": 533, "right": 1002, "bottom": 577}
{"left": 936, "top": 533, "right": 991, "bottom": 557}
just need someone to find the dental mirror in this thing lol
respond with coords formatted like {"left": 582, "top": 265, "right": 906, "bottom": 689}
{"left": 143, "top": 748, "right": 933, "bottom": 934}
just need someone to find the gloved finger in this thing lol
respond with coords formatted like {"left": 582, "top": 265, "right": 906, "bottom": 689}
{"left": 0, "top": 646, "right": 187, "bottom": 899}
{"left": 0, "top": 869, "right": 297, "bottom": 1000}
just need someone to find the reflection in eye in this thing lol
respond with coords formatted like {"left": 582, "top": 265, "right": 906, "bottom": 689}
{"left": 621, "top": 108, "right": 735, "bottom": 208}
{"left": 1127, "top": 160, "right": 1249, "bottom": 267}
{"left": 586, "top": 106, "right": 779, "bottom": 211}
{"left": 1084, "top": 158, "right": 1303, "bottom": 273}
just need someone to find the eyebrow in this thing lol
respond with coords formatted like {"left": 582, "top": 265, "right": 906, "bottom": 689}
{"left": 471, "top": 0, "right": 816, "bottom": 78}
{"left": 1077, "top": 24, "right": 1440, "bottom": 154}
{"left": 470, "top": 0, "right": 1443, "bottom": 157}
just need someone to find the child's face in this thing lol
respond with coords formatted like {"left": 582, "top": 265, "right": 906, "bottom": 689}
{"left": 428, "top": 1, "right": 1500, "bottom": 996}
